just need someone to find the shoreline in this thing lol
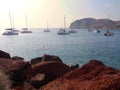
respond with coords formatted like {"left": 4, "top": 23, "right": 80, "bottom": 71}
{"left": 0, "top": 50, "right": 120, "bottom": 90}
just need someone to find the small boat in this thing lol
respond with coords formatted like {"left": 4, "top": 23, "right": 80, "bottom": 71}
{"left": 20, "top": 14, "right": 32, "bottom": 33}
{"left": 93, "top": 30, "right": 100, "bottom": 33}
{"left": 69, "top": 29, "right": 77, "bottom": 33}
{"left": 3, "top": 28, "right": 19, "bottom": 35}
{"left": 104, "top": 30, "right": 113, "bottom": 36}
{"left": 44, "top": 29, "right": 50, "bottom": 32}
{"left": 21, "top": 28, "right": 32, "bottom": 33}
{"left": 88, "top": 29, "right": 93, "bottom": 31}
{"left": 57, "top": 29, "right": 69, "bottom": 35}
{"left": 104, "top": 15, "right": 114, "bottom": 36}
{"left": 3, "top": 12, "right": 19, "bottom": 35}
{"left": 44, "top": 21, "right": 50, "bottom": 32}
{"left": 57, "top": 15, "right": 69, "bottom": 35}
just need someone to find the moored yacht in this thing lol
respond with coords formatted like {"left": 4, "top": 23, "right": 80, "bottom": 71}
{"left": 104, "top": 30, "right": 113, "bottom": 36}
{"left": 69, "top": 29, "right": 77, "bottom": 33}
{"left": 57, "top": 28, "right": 69, "bottom": 35}
{"left": 93, "top": 30, "right": 100, "bottom": 33}
{"left": 3, "top": 11, "right": 19, "bottom": 35}
{"left": 3, "top": 28, "right": 19, "bottom": 35}
{"left": 57, "top": 15, "right": 69, "bottom": 35}
{"left": 44, "top": 29, "right": 50, "bottom": 32}
{"left": 44, "top": 21, "right": 50, "bottom": 32}
{"left": 20, "top": 14, "right": 32, "bottom": 33}
{"left": 20, "top": 28, "right": 32, "bottom": 33}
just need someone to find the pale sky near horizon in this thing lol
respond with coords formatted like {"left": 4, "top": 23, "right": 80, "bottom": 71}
{"left": 0, "top": 0, "right": 120, "bottom": 32}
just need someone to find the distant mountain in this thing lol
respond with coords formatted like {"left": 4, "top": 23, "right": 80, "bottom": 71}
{"left": 70, "top": 18, "right": 120, "bottom": 29}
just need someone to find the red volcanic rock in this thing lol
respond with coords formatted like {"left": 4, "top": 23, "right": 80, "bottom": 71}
{"left": 41, "top": 60, "right": 120, "bottom": 90}
{"left": 0, "top": 58, "right": 31, "bottom": 87}
{"left": 0, "top": 50, "right": 11, "bottom": 59}
{"left": 14, "top": 82, "right": 37, "bottom": 90}
{"left": 41, "top": 54, "right": 63, "bottom": 62}
{"left": 31, "top": 54, "right": 63, "bottom": 65}
{"left": 31, "top": 61, "right": 70, "bottom": 83}
{"left": 30, "top": 73, "right": 45, "bottom": 89}
{"left": 12, "top": 56, "right": 24, "bottom": 60}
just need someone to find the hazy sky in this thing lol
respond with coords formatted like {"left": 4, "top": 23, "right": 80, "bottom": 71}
{"left": 0, "top": 0, "right": 120, "bottom": 32}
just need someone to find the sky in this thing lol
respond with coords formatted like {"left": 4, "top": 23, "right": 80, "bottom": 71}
{"left": 0, "top": 0, "right": 120, "bottom": 32}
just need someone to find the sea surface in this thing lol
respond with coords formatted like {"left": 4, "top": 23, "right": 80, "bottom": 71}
{"left": 0, "top": 28, "right": 120, "bottom": 69}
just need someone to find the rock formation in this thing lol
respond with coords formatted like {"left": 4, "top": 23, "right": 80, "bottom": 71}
{"left": 0, "top": 58, "right": 31, "bottom": 87}
{"left": 0, "top": 50, "right": 11, "bottom": 59}
{"left": 70, "top": 18, "right": 120, "bottom": 29}
{"left": 1, "top": 50, "right": 120, "bottom": 90}
{"left": 41, "top": 60, "right": 120, "bottom": 90}
{"left": 31, "top": 54, "right": 62, "bottom": 65}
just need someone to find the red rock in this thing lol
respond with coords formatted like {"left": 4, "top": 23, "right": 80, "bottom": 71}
{"left": 31, "top": 61, "right": 70, "bottom": 84}
{"left": 0, "top": 58, "right": 31, "bottom": 87}
{"left": 12, "top": 56, "right": 24, "bottom": 60}
{"left": 31, "top": 54, "right": 63, "bottom": 65}
{"left": 14, "top": 82, "right": 37, "bottom": 90}
{"left": 41, "top": 54, "right": 63, "bottom": 62}
{"left": 30, "top": 73, "right": 45, "bottom": 89}
{"left": 41, "top": 60, "right": 120, "bottom": 90}
{"left": 0, "top": 50, "right": 11, "bottom": 59}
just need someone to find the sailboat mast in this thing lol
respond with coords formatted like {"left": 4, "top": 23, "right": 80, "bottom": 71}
{"left": 9, "top": 11, "right": 12, "bottom": 28}
{"left": 12, "top": 15, "right": 15, "bottom": 28}
{"left": 25, "top": 14, "right": 28, "bottom": 28}
{"left": 46, "top": 20, "right": 48, "bottom": 29}
{"left": 64, "top": 15, "right": 66, "bottom": 29}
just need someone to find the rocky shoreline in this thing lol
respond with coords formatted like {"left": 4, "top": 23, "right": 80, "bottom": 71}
{"left": 0, "top": 50, "right": 120, "bottom": 90}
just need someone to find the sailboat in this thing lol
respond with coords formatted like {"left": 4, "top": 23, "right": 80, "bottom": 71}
{"left": 69, "top": 19, "right": 77, "bottom": 33}
{"left": 104, "top": 16, "right": 113, "bottom": 36}
{"left": 57, "top": 15, "right": 69, "bottom": 35}
{"left": 69, "top": 29, "right": 77, "bottom": 33}
{"left": 20, "top": 14, "right": 32, "bottom": 33}
{"left": 44, "top": 21, "right": 50, "bottom": 32}
{"left": 104, "top": 30, "right": 113, "bottom": 36}
{"left": 3, "top": 11, "right": 19, "bottom": 35}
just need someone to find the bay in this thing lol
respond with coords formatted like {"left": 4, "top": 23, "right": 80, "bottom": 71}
{"left": 0, "top": 28, "right": 120, "bottom": 69}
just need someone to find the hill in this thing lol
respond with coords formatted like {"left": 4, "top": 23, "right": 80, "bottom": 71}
{"left": 70, "top": 18, "right": 120, "bottom": 29}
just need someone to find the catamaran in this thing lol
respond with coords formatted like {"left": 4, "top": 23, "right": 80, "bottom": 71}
{"left": 3, "top": 11, "right": 19, "bottom": 35}
{"left": 57, "top": 15, "right": 69, "bottom": 35}
{"left": 44, "top": 21, "right": 50, "bottom": 32}
{"left": 20, "top": 14, "right": 32, "bottom": 33}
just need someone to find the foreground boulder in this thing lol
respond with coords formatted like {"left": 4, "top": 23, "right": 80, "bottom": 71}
{"left": 30, "top": 73, "right": 45, "bottom": 89}
{"left": 0, "top": 69, "right": 12, "bottom": 90}
{"left": 0, "top": 50, "right": 11, "bottom": 59}
{"left": 0, "top": 58, "right": 31, "bottom": 87}
{"left": 30, "top": 61, "right": 70, "bottom": 88}
{"left": 31, "top": 54, "right": 62, "bottom": 65}
{"left": 41, "top": 60, "right": 120, "bottom": 90}
{"left": 12, "top": 56, "right": 24, "bottom": 61}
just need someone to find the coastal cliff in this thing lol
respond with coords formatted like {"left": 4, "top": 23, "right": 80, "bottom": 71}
{"left": 70, "top": 18, "right": 120, "bottom": 29}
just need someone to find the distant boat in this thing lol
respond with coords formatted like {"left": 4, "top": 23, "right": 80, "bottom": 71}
{"left": 44, "top": 29, "right": 50, "bottom": 32}
{"left": 93, "top": 30, "right": 100, "bottom": 33}
{"left": 104, "top": 30, "right": 113, "bottom": 36}
{"left": 20, "top": 14, "right": 32, "bottom": 33}
{"left": 3, "top": 11, "right": 19, "bottom": 35}
{"left": 104, "top": 15, "right": 114, "bottom": 36}
{"left": 87, "top": 28, "right": 93, "bottom": 31}
{"left": 57, "top": 28, "right": 69, "bottom": 35}
{"left": 57, "top": 15, "right": 69, "bottom": 35}
{"left": 69, "top": 29, "right": 77, "bottom": 33}
{"left": 44, "top": 21, "right": 50, "bottom": 32}
{"left": 20, "top": 28, "right": 32, "bottom": 33}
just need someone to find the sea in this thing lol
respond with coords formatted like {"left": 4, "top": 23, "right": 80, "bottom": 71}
{"left": 0, "top": 28, "right": 120, "bottom": 69}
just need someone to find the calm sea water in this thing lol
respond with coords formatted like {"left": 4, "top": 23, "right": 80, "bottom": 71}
{"left": 0, "top": 28, "right": 120, "bottom": 69}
